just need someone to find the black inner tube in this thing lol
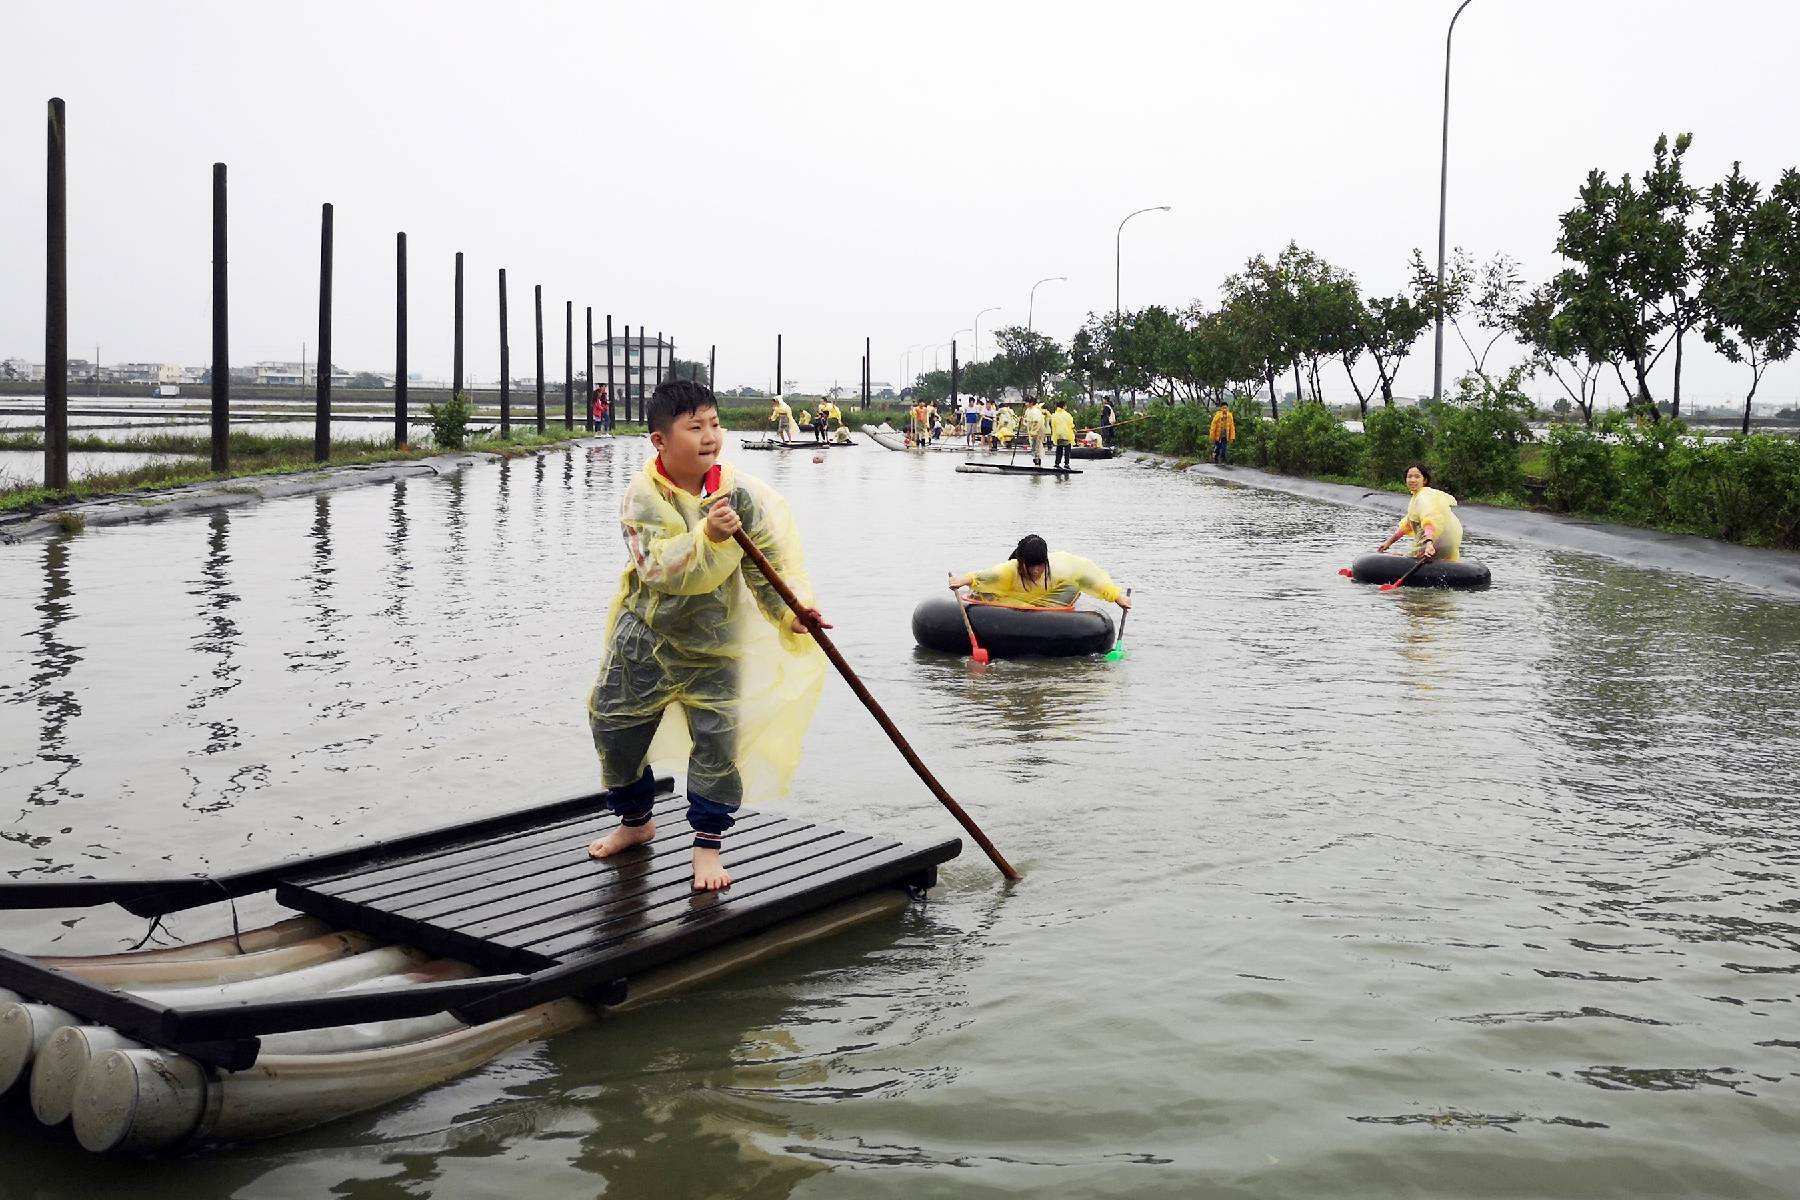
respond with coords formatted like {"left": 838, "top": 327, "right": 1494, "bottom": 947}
{"left": 1349, "top": 553, "right": 1491, "bottom": 589}
{"left": 911, "top": 596, "right": 1115, "bottom": 658}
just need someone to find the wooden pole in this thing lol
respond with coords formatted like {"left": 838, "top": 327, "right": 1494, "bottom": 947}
{"left": 605, "top": 315, "right": 616, "bottom": 430}
{"left": 564, "top": 300, "right": 574, "bottom": 430}
{"left": 452, "top": 251, "right": 464, "bottom": 398}
{"left": 730, "top": 529, "right": 1020, "bottom": 881}
{"left": 636, "top": 326, "right": 645, "bottom": 416}
{"left": 314, "top": 203, "right": 333, "bottom": 464}
{"left": 210, "top": 162, "right": 229, "bottom": 472}
{"left": 585, "top": 306, "right": 595, "bottom": 432}
{"left": 534, "top": 284, "right": 545, "bottom": 434}
{"left": 709, "top": 344, "right": 716, "bottom": 392}
{"left": 776, "top": 334, "right": 782, "bottom": 398}
{"left": 621, "top": 324, "right": 630, "bottom": 423}
{"left": 498, "top": 269, "right": 510, "bottom": 437}
{"left": 864, "top": 335, "right": 871, "bottom": 410}
{"left": 44, "top": 98, "right": 68, "bottom": 491}
{"left": 394, "top": 231, "right": 407, "bottom": 447}
{"left": 658, "top": 331, "right": 666, "bottom": 392}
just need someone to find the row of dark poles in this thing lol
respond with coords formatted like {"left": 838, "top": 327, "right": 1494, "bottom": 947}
{"left": 39, "top": 97, "right": 715, "bottom": 484}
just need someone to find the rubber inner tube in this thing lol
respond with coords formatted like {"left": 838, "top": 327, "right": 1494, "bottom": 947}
{"left": 911, "top": 596, "right": 1115, "bottom": 658}
{"left": 1349, "top": 552, "right": 1491, "bottom": 589}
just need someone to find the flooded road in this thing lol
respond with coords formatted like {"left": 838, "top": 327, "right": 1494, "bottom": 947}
{"left": 1, "top": 434, "right": 1797, "bottom": 1197}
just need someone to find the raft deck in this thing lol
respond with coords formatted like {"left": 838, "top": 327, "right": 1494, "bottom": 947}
{"left": 0, "top": 779, "right": 959, "bottom": 1071}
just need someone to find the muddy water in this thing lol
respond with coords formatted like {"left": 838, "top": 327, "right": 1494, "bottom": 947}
{"left": 1, "top": 435, "right": 1796, "bottom": 1197}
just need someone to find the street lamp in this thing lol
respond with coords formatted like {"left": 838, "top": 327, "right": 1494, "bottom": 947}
{"left": 902, "top": 342, "right": 927, "bottom": 391}
{"left": 1432, "top": 0, "right": 1478, "bottom": 405}
{"left": 1028, "top": 276, "right": 1066, "bottom": 331}
{"left": 947, "top": 330, "right": 971, "bottom": 375}
{"left": 973, "top": 307, "right": 1000, "bottom": 361}
{"left": 1115, "top": 206, "right": 1171, "bottom": 327}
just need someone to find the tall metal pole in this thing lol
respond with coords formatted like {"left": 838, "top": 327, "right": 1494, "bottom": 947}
{"left": 210, "top": 162, "right": 230, "bottom": 472}
{"left": 314, "top": 202, "right": 333, "bottom": 464}
{"left": 534, "top": 284, "right": 545, "bottom": 433}
{"left": 564, "top": 299, "right": 574, "bottom": 430}
{"left": 619, "top": 324, "right": 629, "bottom": 422}
{"left": 585, "top": 306, "right": 595, "bottom": 432}
{"left": 44, "top": 98, "right": 68, "bottom": 491}
{"left": 1114, "top": 206, "right": 1171, "bottom": 329}
{"left": 498, "top": 269, "right": 511, "bottom": 437}
{"left": 708, "top": 344, "right": 715, "bottom": 392}
{"left": 452, "top": 250, "right": 464, "bottom": 397}
{"left": 394, "top": 231, "right": 407, "bottom": 447}
{"left": 659, "top": 331, "right": 667, "bottom": 391}
{"left": 973, "top": 307, "right": 999, "bottom": 361}
{"left": 604, "top": 315, "right": 616, "bottom": 430}
{"left": 1432, "top": 0, "right": 1478, "bottom": 405}
{"left": 1028, "top": 275, "right": 1067, "bottom": 332}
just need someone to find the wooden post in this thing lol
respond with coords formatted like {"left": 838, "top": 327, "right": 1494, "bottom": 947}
{"left": 44, "top": 98, "right": 68, "bottom": 491}
{"left": 585, "top": 306, "right": 594, "bottom": 432}
{"left": 452, "top": 251, "right": 464, "bottom": 398}
{"left": 621, "top": 324, "right": 630, "bottom": 422}
{"left": 776, "top": 334, "right": 782, "bottom": 398}
{"left": 315, "top": 203, "right": 333, "bottom": 464}
{"left": 605, "top": 315, "right": 616, "bottom": 430}
{"left": 659, "top": 331, "right": 667, "bottom": 391}
{"left": 864, "top": 335, "right": 871, "bottom": 410}
{"left": 564, "top": 300, "right": 574, "bottom": 430}
{"left": 709, "top": 344, "right": 716, "bottom": 392}
{"left": 534, "top": 284, "right": 545, "bottom": 434}
{"left": 394, "top": 231, "right": 407, "bottom": 447}
{"left": 498, "top": 269, "right": 510, "bottom": 437}
{"left": 636, "top": 326, "right": 646, "bottom": 415}
{"left": 210, "top": 162, "right": 229, "bottom": 472}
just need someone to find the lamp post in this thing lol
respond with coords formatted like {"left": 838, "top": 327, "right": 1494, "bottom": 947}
{"left": 1028, "top": 276, "right": 1066, "bottom": 331}
{"left": 946, "top": 330, "right": 971, "bottom": 377}
{"left": 973, "top": 307, "right": 999, "bottom": 361}
{"left": 1115, "top": 206, "right": 1170, "bottom": 327}
{"left": 903, "top": 342, "right": 926, "bottom": 393}
{"left": 1432, "top": 0, "right": 1478, "bottom": 405}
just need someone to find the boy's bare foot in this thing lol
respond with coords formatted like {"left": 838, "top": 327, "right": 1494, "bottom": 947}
{"left": 588, "top": 819, "right": 656, "bottom": 859}
{"left": 692, "top": 847, "right": 731, "bottom": 892}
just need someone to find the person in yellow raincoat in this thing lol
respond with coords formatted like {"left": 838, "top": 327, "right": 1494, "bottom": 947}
{"left": 589, "top": 378, "right": 828, "bottom": 891}
{"left": 1208, "top": 399, "right": 1236, "bottom": 464}
{"left": 1377, "top": 462, "right": 1463, "bottom": 561}
{"left": 1048, "top": 400, "right": 1077, "bottom": 470}
{"left": 1019, "top": 397, "right": 1048, "bottom": 465}
{"left": 769, "top": 396, "right": 800, "bottom": 442}
{"left": 992, "top": 403, "right": 1017, "bottom": 449}
{"left": 948, "top": 534, "right": 1133, "bottom": 612}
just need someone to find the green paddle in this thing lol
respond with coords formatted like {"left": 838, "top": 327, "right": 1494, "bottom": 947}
{"left": 1105, "top": 588, "right": 1132, "bottom": 661}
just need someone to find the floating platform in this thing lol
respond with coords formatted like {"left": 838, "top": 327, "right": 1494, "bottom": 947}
{"left": 0, "top": 778, "right": 958, "bottom": 1153}
{"left": 861, "top": 425, "right": 966, "bottom": 453}
{"left": 739, "top": 436, "right": 858, "bottom": 451}
{"left": 955, "top": 462, "right": 1081, "bottom": 476}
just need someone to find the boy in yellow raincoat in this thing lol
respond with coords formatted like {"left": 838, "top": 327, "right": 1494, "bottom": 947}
{"left": 1377, "top": 462, "right": 1463, "bottom": 561}
{"left": 1208, "top": 399, "right": 1236, "bottom": 464}
{"left": 1048, "top": 400, "right": 1077, "bottom": 470}
{"left": 588, "top": 378, "right": 828, "bottom": 891}
{"left": 1019, "top": 397, "right": 1048, "bottom": 465}
{"left": 948, "top": 534, "right": 1133, "bottom": 613}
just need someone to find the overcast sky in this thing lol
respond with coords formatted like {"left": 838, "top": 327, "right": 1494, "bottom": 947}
{"left": 3, "top": 0, "right": 1797, "bottom": 406}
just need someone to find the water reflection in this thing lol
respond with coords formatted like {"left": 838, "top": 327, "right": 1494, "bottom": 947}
{"left": 187, "top": 510, "right": 242, "bottom": 755}
{"left": 22, "top": 538, "right": 82, "bottom": 814}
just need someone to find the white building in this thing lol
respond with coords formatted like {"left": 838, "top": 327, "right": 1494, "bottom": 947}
{"left": 254, "top": 361, "right": 352, "bottom": 387}
{"left": 590, "top": 336, "right": 672, "bottom": 396}
{"left": 828, "top": 381, "right": 896, "bottom": 401}
{"left": 1, "top": 358, "right": 43, "bottom": 382}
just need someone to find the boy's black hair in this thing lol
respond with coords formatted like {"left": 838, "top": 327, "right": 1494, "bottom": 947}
{"left": 647, "top": 378, "right": 718, "bottom": 435}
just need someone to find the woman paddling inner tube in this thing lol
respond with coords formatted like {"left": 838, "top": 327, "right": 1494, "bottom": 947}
{"left": 1350, "top": 462, "right": 1491, "bottom": 589}
{"left": 913, "top": 535, "right": 1127, "bottom": 658}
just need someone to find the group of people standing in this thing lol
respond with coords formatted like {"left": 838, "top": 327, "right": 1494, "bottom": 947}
{"left": 768, "top": 396, "right": 851, "bottom": 444}
{"left": 908, "top": 395, "right": 1117, "bottom": 468}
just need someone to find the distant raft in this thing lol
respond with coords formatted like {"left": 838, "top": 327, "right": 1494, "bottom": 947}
{"left": 1348, "top": 553, "right": 1491, "bottom": 589}
{"left": 911, "top": 596, "right": 1114, "bottom": 659}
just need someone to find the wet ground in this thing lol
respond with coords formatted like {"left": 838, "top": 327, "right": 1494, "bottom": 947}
{"left": 1, "top": 432, "right": 1796, "bottom": 1197}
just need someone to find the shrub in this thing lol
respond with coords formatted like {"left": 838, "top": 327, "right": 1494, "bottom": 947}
{"left": 1228, "top": 395, "right": 1273, "bottom": 467}
{"left": 428, "top": 391, "right": 474, "bottom": 450}
{"left": 1362, "top": 406, "right": 1430, "bottom": 486}
{"left": 1606, "top": 412, "right": 1687, "bottom": 526}
{"left": 1541, "top": 421, "right": 1617, "bottom": 513}
{"left": 1270, "top": 402, "right": 1360, "bottom": 477}
{"left": 1161, "top": 403, "right": 1210, "bottom": 458}
{"left": 1429, "top": 371, "right": 1533, "bottom": 499}
{"left": 1664, "top": 434, "right": 1800, "bottom": 547}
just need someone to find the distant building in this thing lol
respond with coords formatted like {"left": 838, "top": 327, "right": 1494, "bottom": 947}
{"left": 254, "top": 360, "right": 351, "bottom": 387}
{"left": 828, "top": 380, "right": 896, "bottom": 401}
{"left": 591, "top": 336, "right": 672, "bottom": 396}
{"left": 1, "top": 357, "right": 43, "bottom": 381}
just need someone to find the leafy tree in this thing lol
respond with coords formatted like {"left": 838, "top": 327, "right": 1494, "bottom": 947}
{"left": 912, "top": 368, "right": 952, "bottom": 404}
{"left": 1349, "top": 283, "right": 1432, "bottom": 413}
{"left": 1412, "top": 247, "right": 1522, "bottom": 389}
{"left": 1511, "top": 281, "right": 1610, "bottom": 427}
{"left": 1697, "top": 164, "right": 1800, "bottom": 435}
{"left": 989, "top": 325, "right": 1069, "bottom": 397}
{"left": 349, "top": 372, "right": 385, "bottom": 389}
{"left": 671, "top": 357, "right": 710, "bottom": 383}
{"left": 1221, "top": 253, "right": 1299, "bottom": 420}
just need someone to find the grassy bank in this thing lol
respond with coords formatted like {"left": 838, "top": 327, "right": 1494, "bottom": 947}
{"left": 0, "top": 426, "right": 591, "bottom": 515}
{"left": 1099, "top": 393, "right": 1800, "bottom": 552}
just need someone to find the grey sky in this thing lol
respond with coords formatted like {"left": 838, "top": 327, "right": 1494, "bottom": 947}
{"left": 4, "top": 0, "right": 1797, "bottom": 406}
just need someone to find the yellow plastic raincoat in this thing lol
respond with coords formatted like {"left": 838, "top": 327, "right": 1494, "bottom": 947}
{"left": 966, "top": 550, "right": 1122, "bottom": 608}
{"left": 588, "top": 455, "right": 826, "bottom": 804}
{"left": 769, "top": 399, "right": 799, "bottom": 441}
{"left": 994, "top": 407, "right": 1017, "bottom": 443}
{"left": 1049, "top": 408, "right": 1076, "bottom": 445}
{"left": 1396, "top": 486, "right": 1463, "bottom": 561}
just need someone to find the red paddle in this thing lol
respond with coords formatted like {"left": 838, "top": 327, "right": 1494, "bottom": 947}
{"left": 1379, "top": 557, "right": 1429, "bottom": 592}
{"left": 949, "top": 574, "right": 990, "bottom": 664}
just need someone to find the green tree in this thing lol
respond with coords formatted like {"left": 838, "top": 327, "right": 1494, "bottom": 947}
{"left": 1697, "top": 164, "right": 1800, "bottom": 435}
{"left": 912, "top": 368, "right": 952, "bottom": 404}
{"left": 1222, "top": 253, "right": 1299, "bottom": 420}
{"left": 1349, "top": 283, "right": 1432, "bottom": 413}
{"left": 989, "top": 325, "right": 1070, "bottom": 397}
{"left": 1511, "top": 281, "right": 1610, "bottom": 428}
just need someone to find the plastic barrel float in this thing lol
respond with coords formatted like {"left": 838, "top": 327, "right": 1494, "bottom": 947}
{"left": 1347, "top": 553, "right": 1491, "bottom": 589}
{"left": 911, "top": 596, "right": 1114, "bottom": 659}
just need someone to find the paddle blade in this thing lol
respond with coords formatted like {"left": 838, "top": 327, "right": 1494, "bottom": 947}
{"left": 1338, "top": 567, "right": 1354, "bottom": 577}
{"left": 1379, "top": 579, "right": 1402, "bottom": 592}
{"left": 1105, "top": 646, "right": 1125, "bottom": 662}
{"left": 972, "top": 648, "right": 990, "bottom": 665}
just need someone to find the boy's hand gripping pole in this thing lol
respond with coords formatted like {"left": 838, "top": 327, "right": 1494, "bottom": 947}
{"left": 732, "top": 529, "right": 1021, "bottom": 881}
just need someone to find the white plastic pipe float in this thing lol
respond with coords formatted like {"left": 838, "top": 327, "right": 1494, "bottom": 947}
{"left": 54, "top": 930, "right": 377, "bottom": 989}
{"left": 36, "top": 917, "right": 329, "bottom": 968}
{"left": 1, "top": 942, "right": 416, "bottom": 1101}
{"left": 68, "top": 890, "right": 910, "bottom": 1151}
{"left": 30, "top": 959, "right": 475, "bottom": 1127}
